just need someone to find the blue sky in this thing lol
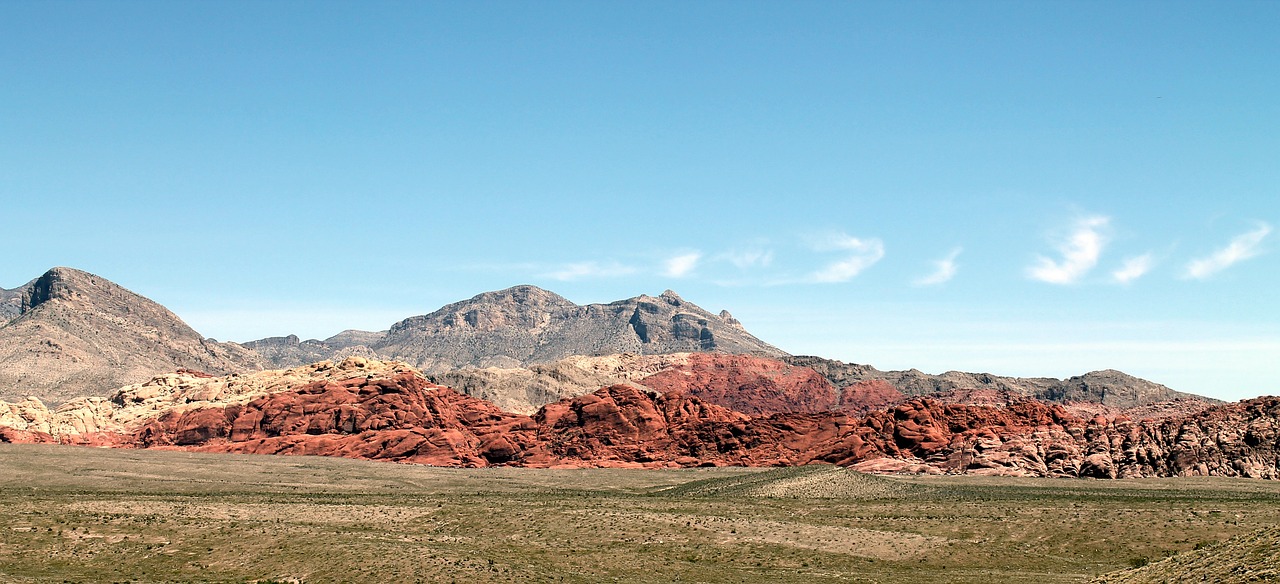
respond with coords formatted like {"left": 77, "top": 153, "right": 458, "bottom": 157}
{"left": 2, "top": 1, "right": 1277, "bottom": 400}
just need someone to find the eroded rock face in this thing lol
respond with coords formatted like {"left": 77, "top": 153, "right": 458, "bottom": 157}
{"left": 637, "top": 353, "right": 841, "bottom": 415}
{"left": 837, "top": 380, "right": 907, "bottom": 415}
{"left": 826, "top": 396, "right": 1280, "bottom": 479}
{"left": 138, "top": 371, "right": 546, "bottom": 467}
{"left": 534, "top": 384, "right": 757, "bottom": 467}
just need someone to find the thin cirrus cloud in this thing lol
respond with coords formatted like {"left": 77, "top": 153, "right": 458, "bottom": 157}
{"left": 1027, "top": 215, "right": 1110, "bottom": 285}
{"left": 1183, "top": 222, "right": 1272, "bottom": 280}
{"left": 1111, "top": 253, "right": 1154, "bottom": 284}
{"left": 808, "top": 233, "right": 885, "bottom": 283}
{"left": 541, "top": 261, "right": 638, "bottom": 281}
{"left": 661, "top": 252, "right": 702, "bottom": 278}
{"left": 914, "top": 248, "right": 962, "bottom": 286}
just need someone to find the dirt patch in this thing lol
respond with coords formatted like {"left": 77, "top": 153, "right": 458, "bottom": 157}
{"left": 67, "top": 500, "right": 439, "bottom": 525}
{"left": 661, "top": 465, "right": 921, "bottom": 499}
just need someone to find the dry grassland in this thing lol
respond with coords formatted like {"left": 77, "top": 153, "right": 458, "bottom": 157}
{"left": 1, "top": 444, "right": 1279, "bottom": 583}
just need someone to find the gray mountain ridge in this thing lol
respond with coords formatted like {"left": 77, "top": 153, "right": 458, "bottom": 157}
{"left": 0, "top": 280, "right": 29, "bottom": 323}
{"left": 0, "top": 267, "right": 1218, "bottom": 412}
{"left": 247, "top": 285, "right": 786, "bottom": 372}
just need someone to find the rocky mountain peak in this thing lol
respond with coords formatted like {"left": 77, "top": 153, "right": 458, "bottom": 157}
{"left": 1052, "top": 369, "right": 1204, "bottom": 407}
{"left": 371, "top": 287, "right": 785, "bottom": 373}
{"left": 20, "top": 267, "right": 97, "bottom": 311}
{"left": 474, "top": 284, "right": 573, "bottom": 307}
{"left": 0, "top": 267, "right": 263, "bottom": 404}
{"left": 718, "top": 310, "right": 744, "bottom": 329}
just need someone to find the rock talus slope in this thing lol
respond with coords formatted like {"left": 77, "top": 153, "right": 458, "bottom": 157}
{"left": 0, "top": 267, "right": 263, "bottom": 404}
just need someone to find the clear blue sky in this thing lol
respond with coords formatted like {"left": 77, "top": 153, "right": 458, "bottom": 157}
{"left": 2, "top": 1, "right": 1277, "bottom": 400}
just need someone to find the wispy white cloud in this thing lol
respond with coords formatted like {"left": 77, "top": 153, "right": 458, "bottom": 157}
{"left": 541, "top": 261, "right": 638, "bottom": 281}
{"left": 1112, "top": 253, "right": 1154, "bottom": 284}
{"left": 1183, "top": 223, "right": 1272, "bottom": 280}
{"left": 721, "top": 248, "right": 774, "bottom": 269}
{"left": 808, "top": 233, "right": 885, "bottom": 283}
{"left": 915, "top": 248, "right": 962, "bottom": 286}
{"left": 1027, "top": 215, "right": 1110, "bottom": 284}
{"left": 662, "top": 252, "right": 702, "bottom": 278}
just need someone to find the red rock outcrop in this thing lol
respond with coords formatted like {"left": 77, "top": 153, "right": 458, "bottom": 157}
{"left": 637, "top": 354, "right": 841, "bottom": 415}
{"left": 837, "top": 380, "right": 907, "bottom": 414}
{"left": 1, "top": 358, "right": 1276, "bottom": 479}
{"left": 136, "top": 371, "right": 548, "bottom": 467}
{"left": 535, "top": 384, "right": 753, "bottom": 467}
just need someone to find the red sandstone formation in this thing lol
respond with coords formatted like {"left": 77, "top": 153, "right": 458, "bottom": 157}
{"left": 175, "top": 368, "right": 215, "bottom": 379}
{"left": 1, "top": 359, "right": 1276, "bottom": 479}
{"left": 534, "top": 384, "right": 753, "bottom": 467}
{"left": 837, "top": 380, "right": 907, "bottom": 414}
{"left": 138, "top": 372, "right": 548, "bottom": 467}
{"left": 634, "top": 354, "right": 907, "bottom": 416}
{"left": 637, "top": 354, "right": 841, "bottom": 415}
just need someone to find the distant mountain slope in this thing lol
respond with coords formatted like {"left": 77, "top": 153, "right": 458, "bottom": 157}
{"left": 431, "top": 353, "right": 1207, "bottom": 417}
{"left": 0, "top": 282, "right": 27, "bottom": 323}
{"left": 0, "top": 267, "right": 263, "bottom": 405}
{"left": 372, "top": 286, "right": 784, "bottom": 373}
{"left": 243, "top": 330, "right": 382, "bottom": 369}
{"left": 243, "top": 287, "right": 782, "bottom": 372}
{"left": 785, "top": 355, "right": 1211, "bottom": 409}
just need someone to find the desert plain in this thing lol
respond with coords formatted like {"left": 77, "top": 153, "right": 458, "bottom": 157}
{"left": 2, "top": 444, "right": 1278, "bottom": 584}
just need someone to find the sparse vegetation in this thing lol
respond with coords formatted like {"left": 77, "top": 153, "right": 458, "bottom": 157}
{"left": 2, "top": 444, "right": 1279, "bottom": 583}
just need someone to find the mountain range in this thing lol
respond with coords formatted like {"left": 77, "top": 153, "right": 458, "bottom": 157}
{"left": 2, "top": 266, "right": 1275, "bottom": 479}
{"left": 0, "top": 266, "right": 1219, "bottom": 412}
{"left": 244, "top": 285, "right": 783, "bottom": 372}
